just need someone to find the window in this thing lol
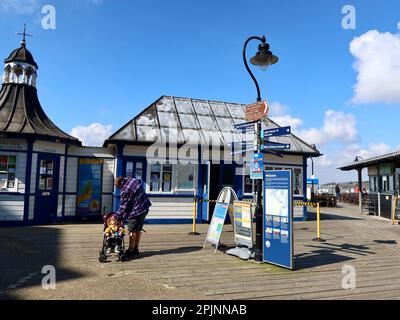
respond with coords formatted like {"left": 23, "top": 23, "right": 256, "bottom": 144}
{"left": 381, "top": 175, "right": 394, "bottom": 193}
{"left": 39, "top": 160, "right": 54, "bottom": 191}
{"left": 126, "top": 162, "right": 143, "bottom": 183}
{"left": 292, "top": 168, "right": 303, "bottom": 196}
{"left": 370, "top": 176, "right": 378, "bottom": 192}
{"left": 162, "top": 165, "right": 173, "bottom": 192}
{"left": 242, "top": 165, "right": 304, "bottom": 196}
{"left": 149, "top": 164, "right": 173, "bottom": 193}
{"left": 0, "top": 155, "right": 16, "bottom": 191}
{"left": 177, "top": 165, "right": 195, "bottom": 190}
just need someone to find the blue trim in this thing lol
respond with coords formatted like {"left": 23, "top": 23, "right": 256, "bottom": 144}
{"left": 0, "top": 220, "right": 33, "bottom": 227}
{"left": 113, "top": 144, "right": 124, "bottom": 211}
{"left": 23, "top": 139, "right": 34, "bottom": 222}
{"left": 62, "top": 145, "right": 69, "bottom": 217}
{"left": 0, "top": 148, "right": 27, "bottom": 153}
{"left": 145, "top": 218, "right": 192, "bottom": 225}
{"left": 196, "top": 151, "right": 203, "bottom": 223}
{"left": 0, "top": 192, "right": 25, "bottom": 196}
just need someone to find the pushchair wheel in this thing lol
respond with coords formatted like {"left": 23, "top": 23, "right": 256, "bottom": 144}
{"left": 99, "top": 254, "right": 107, "bottom": 263}
{"left": 120, "top": 254, "right": 127, "bottom": 262}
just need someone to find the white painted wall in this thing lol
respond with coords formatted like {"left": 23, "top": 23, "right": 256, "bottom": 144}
{"left": 147, "top": 197, "right": 193, "bottom": 219}
{"left": 33, "top": 141, "right": 65, "bottom": 154}
{"left": 30, "top": 153, "right": 38, "bottom": 194}
{"left": 58, "top": 156, "right": 65, "bottom": 193}
{"left": 29, "top": 195, "right": 35, "bottom": 220}
{"left": 102, "top": 194, "right": 113, "bottom": 214}
{"left": 0, "top": 195, "right": 24, "bottom": 221}
{"left": 102, "top": 159, "right": 115, "bottom": 194}
{"left": 64, "top": 195, "right": 76, "bottom": 217}
{"left": 66, "top": 157, "right": 78, "bottom": 193}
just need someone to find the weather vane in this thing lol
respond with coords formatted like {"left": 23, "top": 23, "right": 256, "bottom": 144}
{"left": 16, "top": 24, "right": 33, "bottom": 46}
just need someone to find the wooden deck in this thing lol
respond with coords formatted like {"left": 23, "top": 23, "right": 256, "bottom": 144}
{"left": 1, "top": 203, "right": 400, "bottom": 300}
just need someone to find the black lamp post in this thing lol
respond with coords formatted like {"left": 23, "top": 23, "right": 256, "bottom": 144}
{"left": 243, "top": 35, "right": 278, "bottom": 262}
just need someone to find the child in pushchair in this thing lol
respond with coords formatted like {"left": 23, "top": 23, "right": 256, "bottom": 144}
{"left": 99, "top": 212, "right": 127, "bottom": 263}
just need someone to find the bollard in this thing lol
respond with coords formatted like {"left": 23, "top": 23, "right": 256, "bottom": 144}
{"left": 313, "top": 203, "right": 325, "bottom": 242}
{"left": 189, "top": 197, "right": 200, "bottom": 236}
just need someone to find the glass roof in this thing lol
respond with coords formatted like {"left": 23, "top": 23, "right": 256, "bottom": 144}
{"left": 108, "top": 96, "right": 320, "bottom": 155}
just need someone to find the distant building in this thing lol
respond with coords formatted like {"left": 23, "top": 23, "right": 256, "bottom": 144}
{"left": 339, "top": 152, "right": 400, "bottom": 219}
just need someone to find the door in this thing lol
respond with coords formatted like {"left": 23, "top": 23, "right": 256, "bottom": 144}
{"left": 34, "top": 154, "right": 60, "bottom": 224}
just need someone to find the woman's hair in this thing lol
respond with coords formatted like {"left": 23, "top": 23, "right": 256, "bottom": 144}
{"left": 114, "top": 176, "right": 124, "bottom": 188}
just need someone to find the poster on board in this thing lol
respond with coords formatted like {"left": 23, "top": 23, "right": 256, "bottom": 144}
{"left": 204, "top": 202, "right": 229, "bottom": 254}
{"left": 263, "top": 170, "right": 294, "bottom": 270}
{"left": 77, "top": 159, "right": 103, "bottom": 216}
{"left": 233, "top": 201, "right": 254, "bottom": 248}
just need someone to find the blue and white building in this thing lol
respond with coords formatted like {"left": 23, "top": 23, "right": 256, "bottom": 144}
{"left": 0, "top": 41, "right": 321, "bottom": 226}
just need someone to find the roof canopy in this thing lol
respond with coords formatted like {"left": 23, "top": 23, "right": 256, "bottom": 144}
{"left": 339, "top": 151, "right": 400, "bottom": 171}
{"left": 0, "top": 83, "right": 81, "bottom": 145}
{"left": 106, "top": 96, "right": 320, "bottom": 156}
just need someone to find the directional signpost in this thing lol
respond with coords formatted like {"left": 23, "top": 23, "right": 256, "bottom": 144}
{"left": 232, "top": 100, "right": 293, "bottom": 266}
{"left": 234, "top": 121, "right": 257, "bottom": 132}
{"left": 263, "top": 142, "right": 291, "bottom": 151}
{"left": 262, "top": 126, "right": 291, "bottom": 139}
{"left": 245, "top": 101, "right": 270, "bottom": 122}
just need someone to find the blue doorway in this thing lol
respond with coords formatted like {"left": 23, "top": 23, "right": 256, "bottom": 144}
{"left": 34, "top": 154, "right": 60, "bottom": 224}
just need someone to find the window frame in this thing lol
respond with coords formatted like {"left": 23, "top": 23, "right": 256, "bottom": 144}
{"left": 0, "top": 154, "right": 18, "bottom": 193}
{"left": 146, "top": 163, "right": 174, "bottom": 194}
{"left": 243, "top": 165, "right": 304, "bottom": 197}
{"left": 146, "top": 163, "right": 198, "bottom": 194}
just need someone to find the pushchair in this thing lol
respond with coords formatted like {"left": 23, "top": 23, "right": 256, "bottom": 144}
{"left": 99, "top": 212, "right": 127, "bottom": 263}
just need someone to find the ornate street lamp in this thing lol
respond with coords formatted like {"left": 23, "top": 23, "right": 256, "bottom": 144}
{"left": 243, "top": 35, "right": 279, "bottom": 262}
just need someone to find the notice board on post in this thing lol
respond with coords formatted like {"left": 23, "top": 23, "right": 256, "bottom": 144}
{"left": 233, "top": 201, "right": 254, "bottom": 248}
{"left": 204, "top": 202, "right": 229, "bottom": 254}
{"left": 263, "top": 170, "right": 294, "bottom": 270}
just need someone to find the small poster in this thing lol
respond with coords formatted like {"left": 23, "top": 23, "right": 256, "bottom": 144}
{"left": 204, "top": 202, "right": 229, "bottom": 253}
{"left": 250, "top": 153, "right": 264, "bottom": 180}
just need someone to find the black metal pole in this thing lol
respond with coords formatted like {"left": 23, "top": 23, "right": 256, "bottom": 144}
{"left": 243, "top": 36, "right": 266, "bottom": 262}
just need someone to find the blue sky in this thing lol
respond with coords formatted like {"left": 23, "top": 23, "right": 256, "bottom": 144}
{"left": 1, "top": 0, "right": 400, "bottom": 183}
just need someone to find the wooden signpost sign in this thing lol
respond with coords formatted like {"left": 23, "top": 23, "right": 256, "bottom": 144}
{"left": 245, "top": 101, "right": 270, "bottom": 122}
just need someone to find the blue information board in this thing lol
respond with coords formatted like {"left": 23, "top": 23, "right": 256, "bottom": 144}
{"left": 204, "top": 202, "right": 229, "bottom": 254}
{"left": 263, "top": 170, "right": 294, "bottom": 270}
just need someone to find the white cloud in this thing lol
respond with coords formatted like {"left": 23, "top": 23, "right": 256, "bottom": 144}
{"left": 70, "top": 123, "right": 113, "bottom": 147}
{"left": 0, "top": 0, "right": 41, "bottom": 15}
{"left": 297, "top": 109, "right": 357, "bottom": 146}
{"left": 350, "top": 24, "right": 400, "bottom": 104}
{"left": 269, "top": 101, "right": 289, "bottom": 116}
{"left": 270, "top": 114, "right": 303, "bottom": 131}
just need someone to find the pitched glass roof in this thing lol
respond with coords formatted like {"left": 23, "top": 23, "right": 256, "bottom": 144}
{"left": 107, "top": 96, "right": 320, "bottom": 156}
